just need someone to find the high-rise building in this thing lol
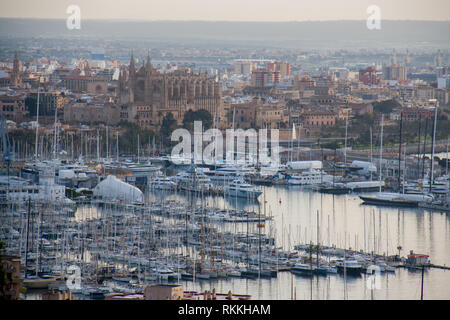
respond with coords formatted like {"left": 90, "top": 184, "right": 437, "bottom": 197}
{"left": 437, "top": 66, "right": 450, "bottom": 78}
{"left": 250, "top": 69, "right": 280, "bottom": 87}
{"left": 383, "top": 64, "right": 407, "bottom": 81}
{"left": 437, "top": 75, "right": 450, "bottom": 89}
{"left": 233, "top": 60, "right": 256, "bottom": 74}
{"left": 359, "top": 67, "right": 378, "bottom": 86}
{"left": 267, "top": 61, "right": 290, "bottom": 77}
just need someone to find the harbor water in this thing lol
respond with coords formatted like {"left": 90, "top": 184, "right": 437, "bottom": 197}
{"left": 146, "top": 185, "right": 450, "bottom": 300}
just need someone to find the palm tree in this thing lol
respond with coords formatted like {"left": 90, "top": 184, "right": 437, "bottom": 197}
{"left": 305, "top": 243, "right": 314, "bottom": 263}
{"left": 397, "top": 245, "right": 402, "bottom": 258}
{"left": 306, "top": 243, "right": 322, "bottom": 266}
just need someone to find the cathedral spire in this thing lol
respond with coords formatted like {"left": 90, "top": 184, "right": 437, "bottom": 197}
{"left": 129, "top": 51, "right": 136, "bottom": 78}
{"left": 118, "top": 69, "right": 124, "bottom": 91}
{"left": 146, "top": 51, "right": 151, "bottom": 69}
{"left": 11, "top": 51, "right": 21, "bottom": 87}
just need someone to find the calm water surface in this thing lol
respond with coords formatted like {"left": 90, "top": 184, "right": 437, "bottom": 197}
{"left": 146, "top": 185, "right": 450, "bottom": 300}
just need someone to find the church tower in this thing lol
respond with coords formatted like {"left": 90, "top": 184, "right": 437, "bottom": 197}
{"left": 128, "top": 52, "right": 136, "bottom": 103}
{"left": 10, "top": 51, "right": 22, "bottom": 87}
{"left": 145, "top": 52, "right": 152, "bottom": 75}
{"left": 144, "top": 52, "right": 153, "bottom": 104}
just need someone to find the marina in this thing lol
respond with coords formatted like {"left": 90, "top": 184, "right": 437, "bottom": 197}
{"left": 1, "top": 108, "right": 449, "bottom": 300}
{"left": 1, "top": 159, "right": 449, "bottom": 300}
{"left": 1, "top": 42, "right": 449, "bottom": 302}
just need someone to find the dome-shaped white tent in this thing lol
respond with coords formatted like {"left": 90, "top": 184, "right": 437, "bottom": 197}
{"left": 93, "top": 175, "right": 144, "bottom": 203}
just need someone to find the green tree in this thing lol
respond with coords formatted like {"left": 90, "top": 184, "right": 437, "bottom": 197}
{"left": 159, "top": 112, "right": 177, "bottom": 147}
{"left": 373, "top": 99, "right": 401, "bottom": 114}
{"left": 182, "top": 109, "right": 213, "bottom": 131}
{"left": 397, "top": 245, "right": 402, "bottom": 258}
{"left": 117, "top": 121, "right": 156, "bottom": 155}
{"left": 321, "top": 141, "right": 342, "bottom": 150}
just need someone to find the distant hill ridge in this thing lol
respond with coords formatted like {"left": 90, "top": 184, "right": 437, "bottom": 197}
{"left": 0, "top": 18, "right": 449, "bottom": 49}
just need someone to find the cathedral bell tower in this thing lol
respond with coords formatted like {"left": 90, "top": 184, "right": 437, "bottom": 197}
{"left": 144, "top": 52, "right": 152, "bottom": 104}
{"left": 128, "top": 52, "right": 136, "bottom": 103}
{"left": 10, "top": 51, "right": 22, "bottom": 87}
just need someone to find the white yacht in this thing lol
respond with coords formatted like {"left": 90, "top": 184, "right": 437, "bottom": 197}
{"left": 223, "top": 178, "right": 262, "bottom": 199}
{"left": 287, "top": 169, "right": 334, "bottom": 185}
{"left": 346, "top": 180, "right": 385, "bottom": 192}
{"left": 335, "top": 259, "right": 363, "bottom": 275}
{"left": 149, "top": 176, "right": 177, "bottom": 190}
{"left": 154, "top": 268, "right": 178, "bottom": 282}
{"left": 206, "top": 166, "right": 256, "bottom": 184}
{"left": 291, "top": 263, "right": 315, "bottom": 275}
{"left": 173, "top": 164, "right": 213, "bottom": 192}
{"left": 404, "top": 176, "right": 449, "bottom": 195}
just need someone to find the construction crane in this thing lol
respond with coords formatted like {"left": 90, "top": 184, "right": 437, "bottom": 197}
{"left": 1, "top": 114, "right": 14, "bottom": 176}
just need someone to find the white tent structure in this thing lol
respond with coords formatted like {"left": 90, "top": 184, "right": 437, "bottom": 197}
{"left": 93, "top": 175, "right": 144, "bottom": 203}
{"left": 286, "top": 161, "right": 322, "bottom": 171}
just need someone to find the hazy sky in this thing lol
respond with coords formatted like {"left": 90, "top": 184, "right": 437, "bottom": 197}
{"left": 1, "top": 0, "right": 449, "bottom": 21}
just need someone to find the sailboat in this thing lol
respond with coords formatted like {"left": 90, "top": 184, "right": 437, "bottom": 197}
{"left": 360, "top": 114, "right": 433, "bottom": 207}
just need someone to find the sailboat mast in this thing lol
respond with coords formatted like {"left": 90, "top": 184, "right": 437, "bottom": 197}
{"left": 429, "top": 100, "right": 438, "bottom": 193}
{"left": 97, "top": 129, "right": 100, "bottom": 162}
{"left": 420, "top": 265, "right": 425, "bottom": 300}
{"left": 422, "top": 117, "right": 429, "bottom": 179}
{"left": 232, "top": 106, "right": 235, "bottom": 131}
{"left": 35, "top": 84, "right": 40, "bottom": 158}
{"left": 370, "top": 126, "right": 373, "bottom": 162}
{"left": 403, "top": 147, "right": 406, "bottom": 194}
{"left": 344, "top": 111, "right": 348, "bottom": 164}
{"left": 116, "top": 131, "right": 119, "bottom": 163}
{"left": 446, "top": 137, "right": 449, "bottom": 177}
{"left": 53, "top": 105, "right": 58, "bottom": 159}
{"left": 106, "top": 125, "right": 109, "bottom": 160}
{"left": 379, "top": 115, "right": 384, "bottom": 193}
{"left": 398, "top": 111, "right": 403, "bottom": 190}
{"left": 417, "top": 114, "right": 422, "bottom": 178}
{"left": 316, "top": 210, "right": 319, "bottom": 267}
{"left": 137, "top": 134, "right": 140, "bottom": 163}
{"left": 25, "top": 198, "right": 31, "bottom": 276}
{"left": 370, "top": 126, "right": 373, "bottom": 180}
{"left": 152, "top": 135, "right": 155, "bottom": 157}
